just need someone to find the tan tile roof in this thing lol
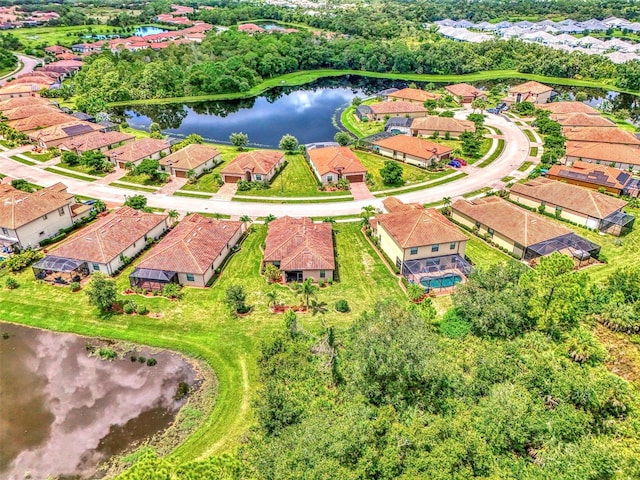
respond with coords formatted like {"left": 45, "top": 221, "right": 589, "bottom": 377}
{"left": 159, "top": 144, "right": 221, "bottom": 171}
{"left": 28, "top": 121, "right": 102, "bottom": 143}
{"left": 50, "top": 207, "right": 168, "bottom": 265}
{"left": 106, "top": 138, "right": 171, "bottom": 163}
{"left": 373, "top": 135, "right": 453, "bottom": 160}
{"left": 538, "top": 101, "right": 600, "bottom": 115}
{"left": 8, "top": 112, "right": 76, "bottom": 132}
{"left": 0, "top": 84, "right": 36, "bottom": 95}
{"left": 509, "top": 80, "right": 553, "bottom": 94}
{"left": 452, "top": 196, "right": 573, "bottom": 247}
{"left": 7, "top": 75, "right": 56, "bottom": 86}
{"left": 221, "top": 149, "right": 284, "bottom": 176}
{"left": 308, "top": 146, "right": 366, "bottom": 176}
{"left": 377, "top": 199, "right": 467, "bottom": 248}
{"left": 555, "top": 112, "right": 616, "bottom": 128}
{"left": 370, "top": 101, "right": 427, "bottom": 115}
{"left": 0, "top": 96, "right": 53, "bottom": 111}
{"left": 510, "top": 177, "right": 627, "bottom": 220}
{"left": 387, "top": 88, "right": 441, "bottom": 103}
{"left": 264, "top": 217, "right": 335, "bottom": 271}
{"left": 411, "top": 116, "right": 476, "bottom": 134}
{"left": 563, "top": 127, "right": 640, "bottom": 145}
{"left": 444, "top": 83, "right": 484, "bottom": 98}
{"left": 135, "top": 214, "right": 243, "bottom": 274}
{"left": 547, "top": 161, "right": 630, "bottom": 190}
{"left": 0, "top": 182, "right": 73, "bottom": 229}
{"left": 1, "top": 104, "right": 59, "bottom": 121}
{"left": 566, "top": 141, "right": 640, "bottom": 165}
{"left": 60, "top": 130, "right": 134, "bottom": 153}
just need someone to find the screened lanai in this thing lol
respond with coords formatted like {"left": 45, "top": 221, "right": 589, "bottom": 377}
{"left": 129, "top": 267, "right": 178, "bottom": 291}
{"left": 402, "top": 254, "right": 473, "bottom": 291}
{"left": 32, "top": 256, "right": 90, "bottom": 284}
{"left": 600, "top": 211, "right": 635, "bottom": 237}
{"left": 523, "top": 233, "right": 601, "bottom": 267}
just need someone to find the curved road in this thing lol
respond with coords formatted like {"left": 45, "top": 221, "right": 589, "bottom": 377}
{"left": 0, "top": 113, "right": 530, "bottom": 217}
{"left": 0, "top": 54, "right": 42, "bottom": 85}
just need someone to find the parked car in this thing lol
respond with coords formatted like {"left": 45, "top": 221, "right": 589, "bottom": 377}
{"left": 448, "top": 160, "right": 462, "bottom": 168}
{"left": 487, "top": 108, "right": 499, "bottom": 114}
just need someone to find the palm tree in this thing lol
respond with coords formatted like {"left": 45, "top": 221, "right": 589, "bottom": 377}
{"left": 295, "top": 278, "right": 318, "bottom": 309}
{"left": 240, "top": 215, "right": 252, "bottom": 225}
{"left": 360, "top": 205, "right": 376, "bottom": 225}
{"left": 266, "top": 290, "right": 279, "bottom": 309}
{"left": 93, "top": 199, "right": 106, "bottom": 213}
{"left": 264, "top": 214, "right": 276, "bottom": 225}
{"left": 323, "top": 217, "right": 336, "bottom": 224}
{"left": 442, "top": 197, "right": 452, "bottom": 216}
{"left": 168, "top": 209, "right": 179, "bottom": 225}
{"left": 310, "top": 299, "right": 328, "bottom": 318}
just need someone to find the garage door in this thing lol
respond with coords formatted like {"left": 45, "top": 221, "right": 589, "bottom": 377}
{"left": 346, "top": 174, "right": 364, "bottom": 183}
{"left": 118, "top": 162, "right": 126, "bottom": 169}
{"left": 175, "top": 169, "right": 187, "bottom": 178}
{"left": 224, "top": 175, "right": 242, "bottom": 183}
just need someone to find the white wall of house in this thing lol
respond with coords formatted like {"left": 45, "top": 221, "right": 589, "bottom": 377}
{"left": 509, "top": 192, "right": 601, "bottom": 228}
{"left": 298, "top": 269, "right": 334, "bottom": 282}
{"left": 6, "top": 203, "right": 74, "bottom": 249}
{"left": 170, "top": 154, "right": 221, "bottom": 177}
{"left": 451, "top": 209, "right": 523, "bottom": 257}
{"left": 249, "top": 156, "right": 285, "bottom": 183}
{"left": 375, "top": 145, "right": 445, "bottom": 168}
{"left": 412, "top": 129, "right": 466, "bottom": 138}
{"left": 373, "top": 111, "right": 427, "bottom": 122}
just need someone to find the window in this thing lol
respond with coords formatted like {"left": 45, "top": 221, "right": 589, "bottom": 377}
{"left": 555, "top": 206, "right": 563, "bottom": 215}
{"left": 133, "top": 242, "right": 136, "bottom": 248}
{"left": 431, "top": 245, "right": 439, "bottom": 252}
{"left": 186, "top": 273, "right": 195, "bottom": 281}
{"left": 1, "top": 227, "right": 7, "bottom": 236}
{"left": 42, "top": 214, "right": 48, "bottom": 220}
{"left": 327, "top": 175, "right": 333, "bottom": 182}
{"left": 320, "top": 270, "right": 325, "bottom": 278}
{"left": 255, "top": 174, "right": 262, "bottom": 181}
{"left": 92, "top": 263, "right": 100, "bottom": 271}
{"left": 475, "top": 220, "right": 481, "bottom": 228}
{"left": 450, "top": 242, "right": 456, "bottom": 250}
{"left": 540, "top": 201, "right": 546, "bottom": 207}
{"left": 410, "top": 247, "right": 418, "bottom": 255}
{"left": 59, "top": 207, "right": 65, "bottom": 216}
{"left": 488, "top": 228, "right": 494, "bottom": 237}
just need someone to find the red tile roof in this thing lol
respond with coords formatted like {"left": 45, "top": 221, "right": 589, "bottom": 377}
{"left": 0, "top": 96, "right": 53, "bottom": 111}
{"left": 444, "top": 83, "right": 484, "bottom": 99}
{"left": 59, "top": 130, "right": 135, "bottom": 153}
{"left": 50, "top": 207, "right": 167, "bottom": 264}
{"left": 563, "top": 127, "right": 640, "bottom": 145}
{"left": 538, "top": 101, "right": 599, "bottom": 115}
{"left": 387, "top": 88, "right": 441, "bottom": 103}
{"left": 8, "top": 112, "right": 77, "bottom": 132}
{"left": 370, "top": 101, "right": 427, "bottom": 115}
{"left": 106, "top": 138, "right": 171, "bottom": 163}
{"left": 1, "top": 104, "right": 58, "bottom": 121}
{"left": 555, "top": 112, "right": 616, "bottom": 128}
{"left": 159, "top": 144, "right": 221, "bottom": 171}
{"left": 135, "top": 214, "right": 243, "bottom": 274}
{"left": 547, "top": 161, "right": 630, "bottom": 190}
{"left": 221, "top": 150, "right": 284, "bottom": 176}
{"left": 566, "top": 141, "right": 640, "bottom": 165}
{"left": 308, "top": 146, "right": 366, "bottom": 176}
{"left": 509, "top": 81, "right": 553, "bottom": 94}
{"left": 0, "top": 182, "right": 73, "bottom": 229}
{"left": 373, "top": 135, "right": 453, "bottom": 160}
{"left": 28, "top": 121, "right": 102, "bottom": 144}
{"left": 410, "top": 116, "right": 476, "bottom": 134}
{"left": 264, "top": 217, "right": 335, "bottom": 271}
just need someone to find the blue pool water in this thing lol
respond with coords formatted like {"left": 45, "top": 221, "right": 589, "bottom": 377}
{"left": 134, "top": 26, "right": 168, "bottom": 36}
{"left": 419, "top": 275, "right": 462, "bottom": 289}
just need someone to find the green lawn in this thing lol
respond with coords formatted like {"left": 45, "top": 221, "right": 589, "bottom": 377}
{"left": 353, "top": 150, "right": 449, "bottom": 191}
{"left": 477, "top": 139, "right": 505, "bottom": 168}
{"left": 179, "top": 145, "right": 254, "bottom": 194}
{"left": 44, "top": 167, "right": 96, "bottom": 182}
{"left": 465, "top": 236, "right": 514, "bottom": 267}
{"left": 518, "top": 161, "right": 534, "bottom": 172}
{"left": 529, "top": 146, "right": 539, "bottom": 157}
{"left": 109, "top": 182, "right": 158, "bottom": 193}
{"left": 523, "top": 129, "right": 537, "bottom": 143}
{"left": 0, "top": 222, "right": 402, "bottom": 466}
{"left": 119, "top": 173, "right": 168, "bottom": 187}
{"left": 56, "top": 161, "right": 105, "bottom": 177}
{"left": 427, "top": 136, "right": 492, "bottom": 164}
{"left": 13, "top": 25, "right": 136, "bottom": 49}
{"left": 341, "top": 101, "right": 385, "bottom": 139}
{"left": 22, "top": 151, "right": 55, "bottom": 162}
{"left": 9, "top": 155, "right": 36, "bottom": 166}
{"left": 373, "top": 172, "right": 468, "bottom": 197}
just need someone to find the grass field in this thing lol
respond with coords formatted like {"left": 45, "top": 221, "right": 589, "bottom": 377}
{"left": 465, "top": 236, "right": 513, "bottom": 266}
{"left": 119, "top": 173, "right": 168, "bottom": 187}
{"left": 9, "top": 155, "right": 36, "bottom": 166}
{"left": 340, "top": 102, "right": 385, "bottom": 139}
{"left": 373, "top": 172, "right": 467, "bottom": 197}
{"left": 518, "top": 161, "right": 534, "bottom": 171}
{"left": 523, "top": 129, "right": 537, "bottom": 143}
{"left": 0, "top": 222, "right": 403, "bottom": 464}
{"left": 529, "top": 146, "right": 539, "bottom": 157}
{"left": 109, "top": 182, "right": 157, "bottom": 193}
{"left": 477, "top": 139, "right": 505, "bottom": 168}
{"left": 22, "top": 151, "right": 54, "bottom": 162}
{"left": 56, "top": 161, "right": 105, "bottom": 177}
{"left": 14, "top": 25, "right": 122, "bottom": 49}
{"left": 428, "top": 136, "right": 492, "bottom": 164}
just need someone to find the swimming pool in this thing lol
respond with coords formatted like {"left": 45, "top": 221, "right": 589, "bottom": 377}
{"left": 419, "top": 274, "right": 462, "bottom": 289}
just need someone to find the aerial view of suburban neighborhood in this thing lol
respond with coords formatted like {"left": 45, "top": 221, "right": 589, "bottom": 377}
{"left": 2, "top": 0, "right": 640, "bottom": 478}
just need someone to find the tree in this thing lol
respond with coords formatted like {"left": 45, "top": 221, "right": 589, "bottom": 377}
{"left": 279, "top": 134, "right": 299, "bottom": 153}
{"left": 265, "top": 290, "right": 279, "bottom": 309}
{"left": 264, "top": 263, "right": 282, "bottom": 283}
{"left": 167, "top": 209, "right": 179, "bottom": 225}
{"left": 264, "top": 214, "right": 276, "bottom": 225}
{"left": 360, "top": 205, "right": 376, "bottom": 226}
{"left": 85, "top": 273, "right": 117, "bottom": 312}
{"left": 294, "top": 278, "right": 318, "bottom": 309}
{"left": 334, "top": 131, "right": 351, "bottom": 146}
{"left": 406, "top": 283, "right": 424, "bottom": 302}
{"left": 380, "top": 160, "right": 404, "bottom": 186}
{"left": 134, "top": 158, "right": 167, "bottom": 183}
{"left": 240, "top": 215, "right": 252, "bottom": 226}
{"left": 10, "top": 179, "right": 32, "bottom": 192}
{"left": 460, "top": 131, "right": 481, "bottom": 157}
{"left": 93, "top": 199, "right": 106, "bottom": 213}
{"left": 171, "top": 134, "right": 203, "bottom": 152}
{"left": 225, "top": 284, "right": 250, "bottom": 314}
{"left": 124, "top": 194, "right": 147, "bottom": 210}
{"left": 283, "top": 308, "right": 298, "bottom": 337}
{"left": 471, "top": 98, "right": 488, "bottom": 112}
{"left": 230, "top": 132, "right": 249, "bottom": 150}
{"left": 467, "top": 113, "right": 485, "bottom": 129}
{"left": 61, "top": 150, "right": 80, "bottom": 166}
{"left": 149, "top": 122, "right": 161, "bottom": 135}
{"left": 442, "top": 196, "right": 452, "bottom": 215}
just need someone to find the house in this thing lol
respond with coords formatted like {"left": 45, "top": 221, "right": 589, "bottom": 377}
{"left": 129, "top": 214, "right": 245, "bottom": 290}
{"left": 1, "top": 104, "right": 59, "bottom": 121}
{"left": 44, "top": 45, "right": 70, "bottom": 56}
{"left": 0, "top": 182, "right": 85, "bottom": 251}
{"left": 563, "top": 127, "right": 640, "bottom": 146}
{"left": 445, "top": 83, "right": 486, "bottom": 103}
{"left": 386, "top": 88, "right": 441, "bottom": 104}
{"left": 373, "top": 197, "right": 471, "bottom": 289}
{"left": 238, "top": 23, "right": 265, "bottom": 34}
{"left": 263, "top": 216, "right": 335, "bottom": 283}
{"left": 546, "top": 161, "right": 639, "bottom": 196}
{"left": 0, "top": 84, "right": 38, "bottom": 100}
{"left": 106, "top": 138, "right": 172, "bottom": 169}
{"left": 384, "top": 117, "right": 413, "bottom": 134}
{"left": 0, "top": 96, "right": 53, "bottom": 111}
{"left": 565, "top": 141, "right": 640, "bottom": 171}
{"left": 159, "top": 144, "right": 222, "bottom": 178}
{"left": 28, "top": 121, "right": 103, "bottom": 148}
{"left": 9, "top": 112, "right": 76, "bottom": 133}
{"left": 510, "top": 177, "right": 633, "bottom": 235}
{"left": 367, "top": 101, "right": 428, "bottom": 121}
{"left": 307, "top": 146, "right": 367, "bottom": 184}
{"left": 504, "top": 81, "right": 554, "bottom": 104}
{"left": 554, "top": 112, "right": 616, "bottom": 128}
{"left": 355, "top": 104, "right": 374, "bottom": 121}
{"left": 451, "top": 196, "right": 600, "bottom": 263}
{"left": 410, "top": 116, "right": 476, "bottom": 138}
{"left": 35, "top": 207, "right": 168, "bottom": 281}
{"left": 59, "top": 130, "right": 135, "bottom": 154}
{"left": 221, "top": 150, "right": 285, "bottom": 184}
{"left": 372, "top": 135, "right": 453, "bottom": 168}
{"left": 7, "top": 75, "right": 56, "bottom": 87}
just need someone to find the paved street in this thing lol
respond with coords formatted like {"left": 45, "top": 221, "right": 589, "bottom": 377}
{"left": 0, "top": 54, "right": 42, "bottom": 85}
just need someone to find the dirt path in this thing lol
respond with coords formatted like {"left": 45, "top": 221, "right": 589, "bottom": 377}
{"left": 594, "top": 324, "right": 640, "bottom": 387}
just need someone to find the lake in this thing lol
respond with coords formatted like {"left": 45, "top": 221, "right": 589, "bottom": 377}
{"left": 0, "top": 322, "right": 197, "bottom": 479}
{"left": 119, "top": 76, "right": 639, "bottom": 148}
{"left": 134, "top": 26, "right": 169, "bottom": 36}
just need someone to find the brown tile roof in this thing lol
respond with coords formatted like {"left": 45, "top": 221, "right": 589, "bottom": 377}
{"left": 0, "top": 84, "right": 36, "bottom": 95}
{"left": 563, "top": 127, "right": 640, "bottom": 145}
{"left": 60, "top": 130, "right": 134, "bottom": 153}
{"left": 387, "top": 88, "right": 441, "bottom": 103}
{"left": 159, "top": 144, "right": 221, "bottom": 171}
{"left": 547, "top": 161, "right": 630, "bottom": 190}
{"left": 452, "top": 196, "right": 572, "bottom": 247}
{"left": 264, "top": 217, "right": 335, "bottom": 271}
{"left": 221, "top": 149, "right": 284, "bottom": 176}
{"left": 444, "top": 83, "right": 484, "bottom": 98}
{"left": 566, "top": 141, "right": 640, "bottom": 165}
{"left": 555, "top": 113, "right": 616, "bottom": 128}
{"left": 538, "top": 101, "right": 600, "bottom": 115}
{"left": 1, "top": 104, "right": 59, "bottom": 121}
{"left": 377, "top": 199, "right": 467, "bottom": 248}
{"left": 50, "top": 207, "right": 167, "bottom": 265}
{"left": 411, "top": 116, "right": 476, "bottom": 134}
{"left": 509, "top": 80, "right": 553, "bottom": 94}
{"left": 135, "top": 214, "right": 243, "bottom": 274}
{"left": 106, "top": 138, "right": 171, "bottom": 163}
{"left": 0, "top": 182, "right": 73, "bottom": 229}
{"left": 510, "top": 177, "right": 627, "bottom": 220}
{"left": 44, "top": 45, "right": 70, "bottom": 54}
{"left": 0, "top": 96, "right": 53, "bottom": 111}
{"left": 308, "top": 146, "right": 367, "bottom": 176}
{"left": 373, "top": 135, "right": 453, "bottom": 160}
{"left": 9, "top": 112, "right": 77, "bottom": 132}
{"left": 370, "top": 101, "right": 427, "bottom": 115}
{"left": 382, "top": 196, "right": 420, "bottom": 212}
{"left": 28, "top": 121, "right": 103, "bottom": 145}
{"left": 7, "top": 75, "right": 55, "bottom": 86}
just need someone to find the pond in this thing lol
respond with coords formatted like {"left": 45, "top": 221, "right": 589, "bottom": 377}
{"left": 118, "top": 76, "right": 640, "bottom": 148}
{"left": 134, "top": 25, "right": 169, "bottom": 37}
{"left": 0, "top": 322, "right": 198, "bottom": 479}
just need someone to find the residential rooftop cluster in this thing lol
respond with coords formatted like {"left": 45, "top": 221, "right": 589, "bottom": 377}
{"left": 0, "top": 5, "right": 59, "bottom": 29}
{"left": 0, "top": 60, "right": 82, "bottom": 97}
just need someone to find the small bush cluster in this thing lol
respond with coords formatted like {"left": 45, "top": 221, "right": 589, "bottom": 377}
{"left": 98, "top": 348, "right": 117, "bottom": 360}
{"left": 1, "top": 250, "right": 43, "bottom": 272}
{"left": 335, "top": 299, "right": 350, "bottom": 313}
{"left": 5, "top": 277, "right": 19, "bottom": 289}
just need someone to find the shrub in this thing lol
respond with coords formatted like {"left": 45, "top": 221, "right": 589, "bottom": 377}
{"left": 318, "top": 279, "right": 325, "bottom": 288}
{"left": 123, "top": 301, "right": 136, "bottom": 314}
{"left": 137, "top": 305, "right": 149, "bottom": 315}
{"left": 69, "top": 281, "right": 80, "bottom": 292}
{"left": 5, "top": 277, "right": 18, "bottom": 289}
{"left": 226, "top": 284, "right": 250, "bottom": 314}
{"left": 98, "top": 348, "right": 117, "bottom": 360}
{"left": 439, "top": 309, "right": 471, "bottom": 339}
{"left": 335, "top": 299, "right": 350, "bottom": 313}
{"left": 130, "top": 355, "right": 137, "bottom": 362}
{"left": 162, "top": 282, "right": 182, "bottom": 299}
{"left": 174, "top": 381, "right": 190, "bottom": 401}
{"left": 2, "top": 250, "right": 43, "bottom": 272}
{"left": 138, "top": 356, "right": 146, "bottom": 363}
{"left": 146, "top": 358, "right": 157, "bottom": 366}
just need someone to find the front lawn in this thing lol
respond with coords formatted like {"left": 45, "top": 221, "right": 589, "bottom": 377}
{"left": 179, "top": 145, "right": 256, "bottom": 194}
{"left": 56, "top": 161, "right": 106, "bottom": 177}
{"left": 119, "top": 173, "right": 169, "bottom": 187}
{"left": 426, "top": 136, "right": 492, "bottom": 164}
{"left": 341, "top": 104, "right": 385, "bottom": 138}
{"left": 22, "top": 151, "right": 55, "bottom": 162}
